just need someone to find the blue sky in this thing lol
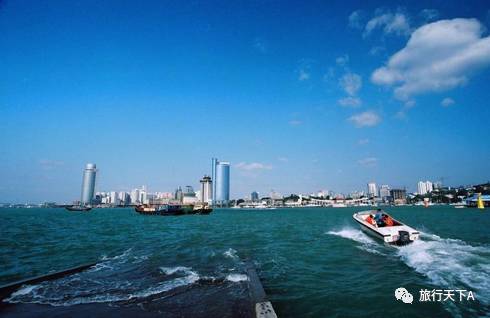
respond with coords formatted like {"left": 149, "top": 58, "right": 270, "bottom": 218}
{"left": 1, "top": 0, "right": 490, "bottom": 203}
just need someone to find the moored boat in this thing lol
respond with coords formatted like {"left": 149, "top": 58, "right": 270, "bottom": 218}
{"left": 135, "top": 204, "right": 213, "bottom": 216}
{"left": 65, "top": 205, "right": 92, "bottom": 212}
{"left": 193, "top": 204, "right": 213, "bottom": 214}
{"left": 135, "top": 204, "right": 185, "bottom": 215}
{"left": 353, "top": 209, "right": 419, "bottom": 245}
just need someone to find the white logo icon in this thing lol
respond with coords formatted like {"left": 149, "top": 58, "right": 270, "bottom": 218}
{"left": 395, "top": 287, "right": 413, "bottom": 304}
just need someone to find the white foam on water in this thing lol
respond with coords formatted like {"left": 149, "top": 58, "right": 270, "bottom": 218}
{"left": 356, "top": 245, "right": 386, "bottom": 256}
{"left": 87, "top": 262, "right": 114, "bottom": 273}
{"left": 396, "top": 233, "right": 490, "bottom": 304}
{"left": 160, "top": 266, "right": 193, "bottom": 276}
{"left": 225, "top": 274, "right": 248, "bottom": 282}
{"left": 5, "top": 266, "right": 201, "bottom": 306}
{"left": 8, "top": 284, "right": 40, "bottom": 297}
{"left": 128, "top": 271, "right": 200, "bottom": 300}
{"left": 327, "top": 227, "right": 387, "bottom": 257}
{"left": 327, "top": 228, "right": 375, "bottom": 245}
{"left": 101, "top": 248, "right": 132, "bottom": 262}
{"left": 223, "top": 248, "right": 239, "bottom": 260}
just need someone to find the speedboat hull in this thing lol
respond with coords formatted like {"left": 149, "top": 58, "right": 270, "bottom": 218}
{"left": 353, "top": 210, "right": 419, "bottom": 245}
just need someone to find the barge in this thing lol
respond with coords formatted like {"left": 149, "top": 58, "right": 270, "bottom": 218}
{"left": 135, "top": 204, "right": 212, "bottom": 216}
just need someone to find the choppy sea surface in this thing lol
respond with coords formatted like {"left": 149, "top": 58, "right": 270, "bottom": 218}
{"left": 1, "top": 206, "right": 489, "bottom": 317}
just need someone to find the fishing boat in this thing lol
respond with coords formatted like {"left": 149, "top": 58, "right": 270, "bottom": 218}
{"left": 193, "top": 204, "right": 213, "bottom": 214}
{"left": 135, "top": 204, "right": 185, "bottom": 215}
{"left": 65, "top": 205, "right": 92, "bottom": 212}
{"left": 353, "top": 210, "right": 419, "bottom": 246}
{"left": 135, "top": 204, "right": 212, "bottom": 216}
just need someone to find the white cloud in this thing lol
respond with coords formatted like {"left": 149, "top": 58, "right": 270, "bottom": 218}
{"left": 441, "top": 97, "right": 455, "bottom": 107}
{"left": 348, "top": 10, "right": 364, "bottom": 29}
{"left": 277, "top": 157, "right": 289, "bottom": 162}
{"left": 298, "top": 69, "right": 310, "bottom": 81}
{"left": 289, "top": 120, "right": 303, "bottom": 126}
{"left": 235, "top": 162, "right": 272, "bottom": 171}
{"left": 364, "top": 11, "right": 411, "bottom": 37}
{"left": 358, "top": 157, "right": 378, "bottom": 167}
{"left": 395, "top": 110, "right": 407, "bottom": 120}
{"left": 369, "top": 46, "right": 385, "bottom": 56}
{"left": 419, "top": 9, "right": 439, "bottom": 22}
{"left": 371, "top": 18, "right": 490, "bottom": 100}
{"left": 405, "top": 100, "right": 416, "bottom": 108}
{"left": 348, "top": 111, "right": 381, "bottom": 127}
{"left": 297, "top": 59, "right": 314, "bottom": 81}
{"left": 253, "top": 37, "right": 267, "bottom": 53}
{"left": 358, "top": 138, "right": 370, "bottom": 145}
{"left": 338, "top": 96, "right": 362, "bottom": 107}
{"left": 336, "top": 54, "right": 349, "bottom": 66}
{"left": 339, "top": 72, "right": 362, "bottom": 96}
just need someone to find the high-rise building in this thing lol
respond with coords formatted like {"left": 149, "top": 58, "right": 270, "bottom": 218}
{"left": 175, "top": 186, "right": 183, "bottom": 203}
{"left": 212, "top": 158, "right": 230, "bottom": 206}
{"left": 200, "top": 175, "right": 212, "bottom": 203}
{"left": 433, "top": 181, "right": 443, "bottom": 190}
{"left": 130, "top": 189, "right": 140, "bottom": 204}
{"left": 426, "top": 181, "right": 433, "bottom": 193}
{"left": 251, "top": 191, "right": 259, "bottom": 202}
{"left": 109, "top": 191, "right": 119, "bottom": 205}
{"left": 139, "top": 187, "right": 148, "bottom": 204}
{"left": 367, "top": 182, "right": 377, "bottom": 198}
{"left": 81, "top": 163, "right": 97, "bottom": 205}
{"left": 417, "top": 181, "right": 434, "bottom": 195}
{"left": 118, "top": 192, "right": 129, "bottom": 205}
{"left": 390, "top": 189, "right": 407, "bottom": 204}
{"left": 417, "top": 181, "right": 426, "bottom": 195}
{"left": 379, "top": 185, "right": 391, "bottom": 200}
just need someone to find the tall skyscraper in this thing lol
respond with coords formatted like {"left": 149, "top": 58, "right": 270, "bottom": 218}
{"left": 81, "top": 163, "right": 97, "bottom": 205}
{"left": 417, "top": 180, "right": 434, "bottom": 195}
{"left": 417, "top": 181, "right": 426, "bottom": 195}
{"left": 175, "top": 186, "right": 183, "bottom": 203}
{"left": 251, "top": 191, "right": 259, "bottom": 202}
{"left": 390, "top": 189, "right": 407, "bottom": 204}
{"left": 211, "top": 158, "right": 217, "bottom": 203}
{"left": 212, "top": 158, "right": 230, "bottom": 205}
{"left": 379, "top": 185, "right": 391, "bottom": 199}
{"left": 200, "top": 175, "right": 212, "bottom": 204}
{"left": 130, "top": 188, "right": 140, "bottom": 204}
{"left": 367, "top": 182, "right": 377, "bottom": 198}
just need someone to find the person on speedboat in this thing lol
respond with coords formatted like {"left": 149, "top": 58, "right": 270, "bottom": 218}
{"left": 382, "top": 214, "right": 394, "bottom": 226}
{"left": 374, "top": 210, "right": 384, "bottom": 227}
{"left": 365, "top": 214, "right": 377, "bottom": 226}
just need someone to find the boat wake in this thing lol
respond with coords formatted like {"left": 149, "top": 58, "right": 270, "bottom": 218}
{"left": 328, "top": 227, "right": 490, "bottom": 307}
{"left": 397, "top": 232, "right": 490, "bottom": 304}
{"left": 327, "top": 227, "right": 387, "bottom": 256}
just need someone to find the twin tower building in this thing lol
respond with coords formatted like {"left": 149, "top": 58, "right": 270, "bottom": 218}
{"left": 79, "top": 159, "right": 230, "bottom": 207}
{"left": 200, "top": 158, "right": 230, "bottom": 206}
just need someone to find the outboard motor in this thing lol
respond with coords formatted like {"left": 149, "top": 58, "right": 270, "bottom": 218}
{"left": 396, "top": 230, "right": 411, "bottom": 246}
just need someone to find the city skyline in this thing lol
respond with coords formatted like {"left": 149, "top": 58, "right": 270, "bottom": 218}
{"left": 1, "top": 1, "right": 490, "bottom": 203}
{"left": 28, "top": 161, "right": 476, "bottom": 205}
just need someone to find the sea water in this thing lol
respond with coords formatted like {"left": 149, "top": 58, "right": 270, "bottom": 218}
{"left": 1, "top": 206, "right": 489, "bottom": 317}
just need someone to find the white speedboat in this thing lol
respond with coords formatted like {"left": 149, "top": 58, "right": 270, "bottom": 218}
{"left": 353, "top": 210, "right": 419, "bottom": 245}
